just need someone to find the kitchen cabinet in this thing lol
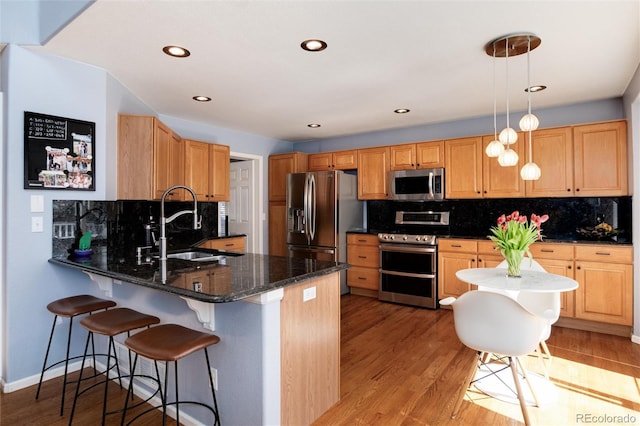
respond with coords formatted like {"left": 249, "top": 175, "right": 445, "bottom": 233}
{"left": 481, "top": 135, "right": 526, "bottom": 198}
{"left": 438, "top": 239, "right": 478, "bottom": 299}
{"left": 357, "top": 146, "right": 390, "bottom": 200}
{"left": 268, "top": 153, "right": 308, "bottom": 256}
{"left": 199, "top": 236, "right": 246, "bottom": 253}
{"left": 573, "top": 120, "right": 627, "bottom": 196}
{"left": 390, "top": 141, "right": 445, "bottom": 170}
{"left": 526, "top": 120, "right": 627, "bottom": 197}
{"left": 476, "top": 240, "right": 504, "bottom": 268}
{"left": 529, "top": 243, "right": 576, "bottom": 318}
{"left": 444, "top": 137, "right": 483, "bottom": 199}
{"left": 179, "top": 266, "right": 232, "bottom": 295}
{"left": 346, "top": 233, "right": 380, "bottom": 297}
{"left": 117, "top": 114, "right": 184, "bottom": 200}
{"left": 308, "top": 150, "right": 357, "bottom": 171}
{"left": 574, "top": 244, "right": 633, "bottom": 326}
{"left": 184, "top": 140, "right": 230, "bottom": 202}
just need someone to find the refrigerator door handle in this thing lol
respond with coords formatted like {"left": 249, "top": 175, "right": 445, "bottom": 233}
{"left": 309, "top": 174, "right": 316, "bottom": 241}
{"left": 304, "top": 174, "right": 311, "bottom": 244}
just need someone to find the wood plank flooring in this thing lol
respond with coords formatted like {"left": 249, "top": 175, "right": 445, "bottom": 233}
{"left": 2, "top": 294, "right": 639, "bottom": 425}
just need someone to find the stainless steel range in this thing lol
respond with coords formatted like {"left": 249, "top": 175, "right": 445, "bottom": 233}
{"left": 378, "top": 211, "right": 449, "bottom": 309}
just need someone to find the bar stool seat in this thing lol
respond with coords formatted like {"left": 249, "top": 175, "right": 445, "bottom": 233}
{"left": 122, "top": 324, "right": 221, "bottom": 425}
{"left": 69, "top": 308, "right": 160, "bottom": 426}
{"left": 36, "top": 295, "right": 117, "bottom": 416}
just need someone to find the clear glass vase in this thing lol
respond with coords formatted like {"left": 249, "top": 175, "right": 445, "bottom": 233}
{"left": 502, "top": 249, "right": 525, "bottom": 277}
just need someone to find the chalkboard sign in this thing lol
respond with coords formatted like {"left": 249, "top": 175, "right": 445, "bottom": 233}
{"left": 24, "top": 111, "right": 95, "bottom": 190}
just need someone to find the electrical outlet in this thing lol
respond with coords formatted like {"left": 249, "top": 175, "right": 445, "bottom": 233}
{"left": 210, "top": 367, "right": 218, "bottom": 391}
{"left": 303, "top": 286, "right": 316, "bottom": 302}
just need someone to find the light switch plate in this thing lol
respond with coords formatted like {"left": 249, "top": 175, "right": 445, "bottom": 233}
{"left": 32, "top": 216, "right": 44, "bottom": 233}
{"left": 30, "top": 195, "right": 44, "bottom": 213}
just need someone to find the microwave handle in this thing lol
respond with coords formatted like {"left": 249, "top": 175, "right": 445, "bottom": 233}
{"left": 428, "top": 172, "right": 434, "bottom": 198}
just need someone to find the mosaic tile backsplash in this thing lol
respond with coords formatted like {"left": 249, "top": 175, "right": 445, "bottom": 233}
{"left": 366, "top": 197, "right": 632, "bottom": 243}
{"left": 52, "top": 200, "right": 218, "bottom": 259}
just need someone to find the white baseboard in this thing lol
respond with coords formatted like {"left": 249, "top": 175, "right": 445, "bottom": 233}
{"left": 632, "top": 334, "right": 640, "bottom": 344}
{"left": 2, "top": 359, "right": 87, "bottom": 393}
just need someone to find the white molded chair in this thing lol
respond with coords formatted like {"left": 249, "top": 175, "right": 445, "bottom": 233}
{"left": 440, "top": 291, "right": 550, "bottom": 426}
{"left": 495, "top": 258, "right": 560, "bottom": 378}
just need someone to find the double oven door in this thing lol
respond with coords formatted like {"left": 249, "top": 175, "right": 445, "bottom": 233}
{"left": 379, "top": 243, "right": 438, "bottom": 309}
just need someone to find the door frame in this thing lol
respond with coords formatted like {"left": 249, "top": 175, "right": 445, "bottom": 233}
{"left": 230, "top": 151, "right": 263, "bottom": 254}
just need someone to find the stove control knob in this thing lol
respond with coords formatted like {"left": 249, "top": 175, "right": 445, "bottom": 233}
{"left": 416, "top": 236, "right": 421, "bottom": 241}
{"left": 402, "top": 235, "right": 408, "bottom": 240}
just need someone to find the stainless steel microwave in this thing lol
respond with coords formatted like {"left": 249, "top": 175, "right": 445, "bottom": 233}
{"left": 387, "top": 168, "right": 445, "bottom": 201}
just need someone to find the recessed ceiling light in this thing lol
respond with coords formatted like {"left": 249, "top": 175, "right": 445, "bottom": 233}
{"left": 526, "top": 85, "right": 547, "bottom": 93}
{"left": 307, "top": 123, "right": 321, "bottom": 128}
{"left": 162, "top": 45, "right": 191, "bottom": 58}
{"left": 394, "top": 108, "right": 410, "bottom": 114}
{"left": 193, "top": 96, "right": 211, "bottom": 102}
{"left": 301, "top": 39, "right": 327, "bottom": 52}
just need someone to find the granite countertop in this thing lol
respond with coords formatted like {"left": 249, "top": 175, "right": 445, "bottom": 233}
{"left": 49, "top": 247, "right": 348, "bottom": 303}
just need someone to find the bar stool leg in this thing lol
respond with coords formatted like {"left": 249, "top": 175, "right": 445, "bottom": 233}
{"left": 35, "top": 315, "right": 58, "bottom": 401}
{"left": 60, "top": 317, "right": 75, "bottom": 416}
{"left": 69, "top": 330, "right": 93, "bottom": 424}
{"left": 204, "top": 347, "right": 220, "bottom": 425}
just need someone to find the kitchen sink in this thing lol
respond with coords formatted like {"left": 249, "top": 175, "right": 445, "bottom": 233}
{"left": 166, "top": 251, "right": 224, "bottom": 262}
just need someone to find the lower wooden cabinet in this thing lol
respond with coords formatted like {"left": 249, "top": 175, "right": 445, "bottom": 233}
{"left": 437, "top": 239, "right": 478, "bottom": 299}
{"left": 268, "top": 202, "right": 287, "bottom": 257}
{"left": 346, "top": 233, "right": 379, "bottom": 295}
{"left": 199, "top": 236, "right": 246, "bottom": 253}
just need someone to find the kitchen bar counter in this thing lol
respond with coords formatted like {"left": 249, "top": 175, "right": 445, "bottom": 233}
{"left": 49, "top": 247, "right": 348, "bottom": 303}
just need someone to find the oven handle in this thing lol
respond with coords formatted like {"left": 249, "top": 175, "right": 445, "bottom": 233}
{"left": 380, "top": 270, "right": 436, "bottom": 279}
{"left": 379, "top": 244, "right": 437, "bottom": 254}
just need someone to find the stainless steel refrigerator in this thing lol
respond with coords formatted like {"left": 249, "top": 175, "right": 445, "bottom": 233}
{"left": 286, "top": 170, "right": 363, "bottom": 294}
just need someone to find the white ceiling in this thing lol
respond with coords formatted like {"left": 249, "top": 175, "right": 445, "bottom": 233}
{"left": 30, "top": 0, "right": 640, "bottom": 142}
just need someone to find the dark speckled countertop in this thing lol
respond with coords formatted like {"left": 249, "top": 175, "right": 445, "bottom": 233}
{"left": 49, "top": 247, "right": 348, "bottom": 303}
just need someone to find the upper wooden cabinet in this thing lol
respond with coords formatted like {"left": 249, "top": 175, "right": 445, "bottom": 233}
{"left": 526, "top": 120, "right": 628, "bottom": 197}
{"left": 482, "top": 134, "right": 526, "bottom": 198}
{"left": 268, "top": 152, "right": 308, "bottom": 202}
{"left": 308, "top": 150, "right": 357, "bottom": 171}
{"left": 357, "top": 146, "right": 390, "bottom": 200}
{"left": 117, "top": 115, "right": 184, "bottom": 200}
{"left": 573, "top": 120, "right": 627, "bottom": 196}
{"left": 390, "top": 141, "right": 444, "bottom": 170}
{"left": 184, "top": 139, "right": 230, "bottom": 202}
{"left": 445, "top": 136, "right": 483, "bottom": 198}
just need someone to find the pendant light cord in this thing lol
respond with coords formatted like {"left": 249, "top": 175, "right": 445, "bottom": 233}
{"left": 493, "top": 44, "right": 497, "bottom": 140}
{"left": 505, "top": 37, "right": 510, "bottom": 135}
{"left": 527, "top": 35, "right": 533, "bottom": 163}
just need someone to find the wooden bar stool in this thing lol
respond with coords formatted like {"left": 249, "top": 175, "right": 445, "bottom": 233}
{"left": 36, "top": 294, "right": 117, "bottom": 416}
{"left": 69, "top": 308, "right": 161, "bottom": 426}
{"left": 121, "top": 324, "right": 221, "bottom": 426}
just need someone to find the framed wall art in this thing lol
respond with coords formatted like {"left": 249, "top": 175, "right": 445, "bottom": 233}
{"left": 24, "top": 111, "right": 95, "bottom": 190}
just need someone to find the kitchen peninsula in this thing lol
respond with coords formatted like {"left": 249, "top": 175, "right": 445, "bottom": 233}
{"left": 49, "top": 246, "right": 344, "bottom": 426}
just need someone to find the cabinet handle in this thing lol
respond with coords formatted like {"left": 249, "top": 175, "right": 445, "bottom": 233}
{"left": 568, "top": 265, "right": 572, "bottom": 270}
{"left": 358, "top": 255, "right": 367, "bottom": 259}
{"left": 358, "top": 277, "right": 367, "bottom": 280}
{"left": 225, "top": 243, "right": 234, "bottom": 247}
{"left": 541, "top": 249, "right": 554, "bottom": 253}
{"left": 567, "top": 189, "right": 571, "bottom": 192}
{"left": 451, "top": 244, "right": 462, "bottom": 248}
{"left": 416, "top": 163, "right": 420, "bottom": 167}
{"left": 357, "top": 239, "right": 367, "bottom": 243}
{"left": 576, "top": 188, "right": 580, "bottom": 192}
{"left": 595, "top": 252, "right": 611, "bottom": 256}
{"left": 471, "top": 258, "right": 475, "bottom": 263}
{"left": 576, "top": 265, "right": 581, "bottom": 270}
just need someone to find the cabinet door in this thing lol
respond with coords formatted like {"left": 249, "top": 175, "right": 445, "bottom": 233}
{"left": 153, "top": 120, "right": 172, "bottom": 200}
{"left": 445, "top": 136, "right": 483, "bottom": 198}
{"left": 200, "top": 236, "right": 246, "bottom": 252}
{"left": 357, "top": 147, "right": 390, "bottom": 200}
{"left": 308, "top": 153, "right": 333, "bottom": 171}
{"left": 268, "top": 153, "right": 307, "bottom": 201}
{"left": 209, "top": 144, "right": 230, "bottom": 201}
{"left": 117, "top": 115, "right": 154, "bottom": 200}
{"left": 573, "top": 120, "right": 627, "bottom": 196}
{"left": 184, "top": 140, "right": 211, "bottom": 201}
{"left": 269, "top": 202, "right": 287, "bottom": 256}
{"left": 416, "top": 140, "right": 444, "bottom": 168}
{"left": 438, "top": 252, "right": 476, "bottom": 299}
{"left": 389, "top": 144, "right": 416, "bottom": 170}
{"left": 347, "top": 267, "right": 379, "bottom": 291}
{"left": 482, "top": 134, "right": 526, "bottom": 198}
{"left": 525, "top": 127, "right": 573, "bottom": 197}
{"left": 167, "top": 132, "right": 184, "bottom": 200}
{"left": 574, "top": 261, "right": 633, "bottom": 325}
{"left": 536, "top": 258, "right": 575, "bottom": 318}
{"left": 332, "top": 150, "right": 357, "bottom": 170}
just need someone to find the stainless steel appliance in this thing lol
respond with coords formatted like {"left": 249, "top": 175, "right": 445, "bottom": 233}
{"left": 388, "top": 168, "right": 445, "bottom": 201}
{"left": 378, "top": 210, "right": 450, "bottom": 309}
{"left": 287, "top": 171, "right": 363, "bottom": 294}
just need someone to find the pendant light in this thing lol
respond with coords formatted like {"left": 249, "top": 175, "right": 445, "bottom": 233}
{"left": 485, "top": 43, "right": 504, "bottom": 157}
{"left": 497, "top": 37, "right": 518, "bottom": 167}
{"left": 519, "top": 35, "right": 542, "bottom": 180}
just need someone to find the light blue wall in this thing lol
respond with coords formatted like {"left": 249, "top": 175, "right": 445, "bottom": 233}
{"left": 293, "top": 98, "right": 625, "bottom": 153}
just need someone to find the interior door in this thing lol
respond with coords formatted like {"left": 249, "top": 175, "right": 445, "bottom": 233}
{"left": 228, "top": 160, "right": 254, "bottom": 251}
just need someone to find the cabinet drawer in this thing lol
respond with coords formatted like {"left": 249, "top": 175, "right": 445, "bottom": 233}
{"left": 347, "top": 233, "right": 379, "bottom": 246}
{"left": 477, "top": 240, "right": 499, "bottom": 255}
{"left": 439, "top": 239, "right": 477, "bottom": 253}
{"left": 529, "top": 243, "right": 574, "bottom": 260}
{"left": 574, "top": 245, "right": 633, "bottom": 263}
{"left": 347, "top": 245, "right": 380, "bottom": 267}
{"left": 200, "top": 237, "right": 246, "bottom": 252}
{"left": 347, "top": 267, "right": 379, "bottom": 290}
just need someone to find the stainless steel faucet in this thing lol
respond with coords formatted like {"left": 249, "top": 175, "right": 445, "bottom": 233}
{"left": 159, "top": 185, "right": 202, "bottom": 261}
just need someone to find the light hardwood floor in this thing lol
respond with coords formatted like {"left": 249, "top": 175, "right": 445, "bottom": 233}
{"left": 2, "top": 294, "right": 639, "bottom": 425}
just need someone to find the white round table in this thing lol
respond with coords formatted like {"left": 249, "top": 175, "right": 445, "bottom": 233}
{"left": 456, "top": 268, "right": 578, "bottom": 293}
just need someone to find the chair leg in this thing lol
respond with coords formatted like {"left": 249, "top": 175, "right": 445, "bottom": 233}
{"left": 36, "top": 315, "right": 58, "bottom": 400}
{"left": 516, "top": 357, "right": 540, "bottom": 407}
{"left": 509, "top": 356, "right": 531, "bottom": 426}
{"left": 451, "top": 351, "right": 479, "bottom": 419}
